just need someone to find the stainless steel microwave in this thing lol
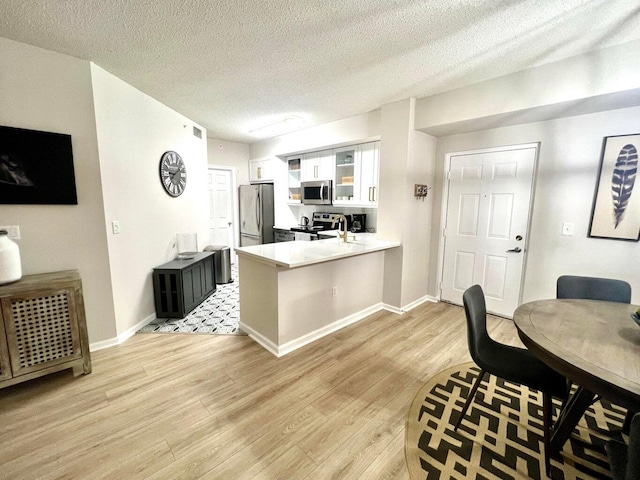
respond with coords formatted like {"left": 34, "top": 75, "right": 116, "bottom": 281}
{"left": 301, "top": 180, "right": 332, "bottom": 205}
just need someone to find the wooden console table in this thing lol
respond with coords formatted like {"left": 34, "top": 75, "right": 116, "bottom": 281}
{"left": 0, "top": 270, "right": 91, "bottom": 389}
{"left": 153, "top": 252, "right": 216, "bottom": 318}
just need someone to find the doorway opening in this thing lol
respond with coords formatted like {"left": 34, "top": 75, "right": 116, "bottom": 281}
{"left": 207, "top": 165, "right": 238, "bottom": 264}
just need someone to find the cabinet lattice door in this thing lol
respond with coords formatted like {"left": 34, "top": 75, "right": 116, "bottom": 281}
{"left": 3, "top": 288, "right": 82, "bottom": 377}
{"left": 0, "top": 270, "right": 91, "bottom": 389}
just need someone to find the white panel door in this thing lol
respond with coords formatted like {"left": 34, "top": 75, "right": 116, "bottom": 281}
{"left": 441, "top": 146, "right": 537, "bottom": 317}
{"left": 208, "top": 168, "right": 234, "bottom": 254}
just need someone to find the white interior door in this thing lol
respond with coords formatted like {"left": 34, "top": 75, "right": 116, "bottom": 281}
{"left": 440, "top": 145, "right": 537, "bottom": 317}
{"left": 208, "top": 167, "right": 235, "bottom": 258}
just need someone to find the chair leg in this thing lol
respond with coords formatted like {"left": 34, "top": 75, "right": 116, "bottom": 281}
{"left": 454, "top": 369, "right": 486, "bottom": 430}
{"left": 542, "top": 392, "right": 553, "bottom": 477}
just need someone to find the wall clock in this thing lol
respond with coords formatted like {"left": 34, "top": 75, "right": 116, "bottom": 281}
{"left": 159, "top": 151, "right": 186, "bottom": 197}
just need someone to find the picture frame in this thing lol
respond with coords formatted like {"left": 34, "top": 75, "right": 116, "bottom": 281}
{"left": 588, "top": 133, "right": 640, "bottom": 241}
{"left": 0, "top": 125, "right": 78, "bottom": 205}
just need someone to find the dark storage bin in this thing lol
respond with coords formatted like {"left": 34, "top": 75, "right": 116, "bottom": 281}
{"left": 203, "top": 245, "right": 232, "bottom": 284}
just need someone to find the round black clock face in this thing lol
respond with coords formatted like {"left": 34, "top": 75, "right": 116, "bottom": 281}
{"left": 159, "top": 151, "right": 186, "bottom": 197}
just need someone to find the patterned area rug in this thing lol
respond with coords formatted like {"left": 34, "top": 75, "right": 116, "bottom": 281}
{"left": 138, "top": 264, "right": 246, "bottom": 335}
{"left": 405, "top": 363, "right": 627, "bottom": 480}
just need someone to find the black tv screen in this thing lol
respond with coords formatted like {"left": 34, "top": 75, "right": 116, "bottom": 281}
{"left": 0, "top": 125, "right": 78, "bottom": 205}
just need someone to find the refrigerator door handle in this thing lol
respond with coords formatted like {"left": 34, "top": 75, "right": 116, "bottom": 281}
{"left": 256, "top": 191, "right": 262, "bottom": 230}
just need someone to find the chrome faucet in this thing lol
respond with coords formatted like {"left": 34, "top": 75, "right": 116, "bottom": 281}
{"left": 331, "top": 214, "right": 349, "bottom": 243}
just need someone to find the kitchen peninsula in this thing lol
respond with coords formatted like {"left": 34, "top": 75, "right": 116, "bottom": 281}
{"left": 235, "top": 233, "right": 400, "bottom": 356}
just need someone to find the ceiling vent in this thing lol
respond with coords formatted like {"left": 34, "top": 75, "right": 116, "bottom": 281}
{"left": 192, "top": 126, "right": 202, "bottom": 139}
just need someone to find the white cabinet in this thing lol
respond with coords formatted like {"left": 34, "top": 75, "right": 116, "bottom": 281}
{"left": 249, "top": 157, "right": 274, "bottom": 183}
{"left": 333, "top": 141, "right": 379, "bottom": 206}
{"left": 358, "top": 142, "right": 379, "bottom": 205}
{"left": 301, "top": 150, "right": 333, "bottom": 181}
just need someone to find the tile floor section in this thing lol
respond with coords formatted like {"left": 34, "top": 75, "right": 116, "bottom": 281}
{"left": 138, "top": 264, "right": 245, "bottom": 335}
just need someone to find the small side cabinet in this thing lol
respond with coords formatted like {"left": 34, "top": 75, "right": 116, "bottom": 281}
{"left": 153, "top": 252, "right": 216, "bottom": 319}
{"left": 0, "top": 270, "right": 91, "bottom": 389}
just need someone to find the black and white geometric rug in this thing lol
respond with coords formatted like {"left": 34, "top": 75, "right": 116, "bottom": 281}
{"left": 406, "top": 363, "right": 626, "bottom": 480}
{"left": 138, "top": 264, "right": 246, "bottom": 335}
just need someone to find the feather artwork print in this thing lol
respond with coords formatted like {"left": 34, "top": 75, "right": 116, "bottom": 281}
{"left": 611, "top": 143, "right": 638, "bottom": 228}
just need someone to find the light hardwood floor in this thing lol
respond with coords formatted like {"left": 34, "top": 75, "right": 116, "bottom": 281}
{"left": 0, "top": 301, "right": 523, "bottom": 479}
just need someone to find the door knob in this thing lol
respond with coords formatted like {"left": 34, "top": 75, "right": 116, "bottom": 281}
{"left": 506, "top": 247, "right": 522, "bottom": 253}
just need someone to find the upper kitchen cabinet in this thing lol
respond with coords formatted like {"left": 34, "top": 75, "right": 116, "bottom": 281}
{"left": 333, "top": 141, "right": 379, "bottom": 207}
{"left": 301, "top": 150, "right": 333, "bottom": 181}
{"left": 358, "top": 142, "right": 379, "bottom": 205}
{"left": 333, "top": 145, "right": 356, "bottom": 202}
{"left": 249, "top": 157, "right": 274, "bottom": 183}
{"left": 286, "top": 156, "right": 302, "bottom": 203}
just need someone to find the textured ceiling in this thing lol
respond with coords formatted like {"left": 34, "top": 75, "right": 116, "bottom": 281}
{"left": 1, "top": 0, "right": 640, "bottom": 143}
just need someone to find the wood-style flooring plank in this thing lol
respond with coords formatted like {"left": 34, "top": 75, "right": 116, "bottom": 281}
{"left": 0, "top": 301, "right": 524, "bottom": 479}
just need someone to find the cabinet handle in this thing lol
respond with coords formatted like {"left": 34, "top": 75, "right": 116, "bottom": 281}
{"left": 373, "top": 187, "right": 377, "bottom": 202}
{"left": 368, "top": 187, "right": 372, "bottom": 202}
{"left": 257, "top": 166, "right": 262, "bottom": 179}
{"left": 314, "top": 165, "right": 318, "bottom": 178}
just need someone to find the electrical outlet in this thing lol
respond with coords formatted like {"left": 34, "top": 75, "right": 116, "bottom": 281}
{"left": 0, "top": 225, "right": 20, "bottom": 239}
{"left": 561, "top": 222, "right": 574, "bottom": 236}
{"left": 332, "top": 286, "right": 337, "bottom": 298}
{"left": 112, "top": 220, "right": 120, "bottom": 234}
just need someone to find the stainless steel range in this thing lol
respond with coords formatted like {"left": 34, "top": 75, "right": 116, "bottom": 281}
{"left": 288, "top": 212, "right": 367, "bottom": 241}
{"left": 289, "top": 212, "right": 343, "bottom": 241}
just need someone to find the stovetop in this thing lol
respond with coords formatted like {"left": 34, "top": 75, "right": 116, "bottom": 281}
{"left": 290, "top": 212, "right": 344, "bottom": 233}
{"left": 290, "top": 225, "right": 326, "bottom": 233}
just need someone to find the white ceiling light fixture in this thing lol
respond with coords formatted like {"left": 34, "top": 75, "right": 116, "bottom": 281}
{"left": 249, "top": 116, "right": 305, "bottom": 138}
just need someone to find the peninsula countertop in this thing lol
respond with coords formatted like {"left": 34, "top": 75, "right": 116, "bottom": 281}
{"left": 235, "top": 233, "right": 400, "bottom": 268}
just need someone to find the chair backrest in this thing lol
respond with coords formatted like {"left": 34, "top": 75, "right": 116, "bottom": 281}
{"left": 626, "top": 413, "right": 640, "bottom": 480}
{"left": 557, "top": 275, "right": 631, "bottom": 304}
{"left": 462, "top": 285, "right": 495, "bottom": 369}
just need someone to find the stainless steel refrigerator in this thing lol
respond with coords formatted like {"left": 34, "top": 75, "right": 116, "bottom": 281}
{"left": 239, "top": 183, "right": 274, "bottom": 246}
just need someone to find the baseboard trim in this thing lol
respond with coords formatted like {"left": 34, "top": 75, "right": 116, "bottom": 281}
{"left": 402, "top": 295, "right": 438, "bottom": 312}
{"left": 90, "top": 295, "right": 440, "bottom": 353}
{"left": 381, "top": 303, "right": 404, "bottom": 315}
{"left": 238, "top": 322, "right": 280, "bottom": 357}
{"left": 89, "top": 313, "right": 156, "bottom": 352}
{"left": 241, "top": 303, "right": 384, "bottom": 357}
{"left": 382, "top": 295, "right": 438, "bottom": 315}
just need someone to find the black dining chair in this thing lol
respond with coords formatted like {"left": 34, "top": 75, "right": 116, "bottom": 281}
{"left": 556, "top": 275, "right": 631, "bottom": 304}
{"left": 605, "top": 413, "right": 640, "bottom": 480}
{"left": 454, "top": 285, "right": 568, "bottom": 475}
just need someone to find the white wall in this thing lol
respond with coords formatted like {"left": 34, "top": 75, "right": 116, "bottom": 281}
{"left": 0, "top": 37, "right": 117, "bottom": 344}
{"left": 431, "top": 106, "right": 640, "bottom": 304}
{"left": 415, "top": 38, "right": 640, "bottom": 137}
{"left": 378, "top": 99, "right": 436, "bottom": 309}
{"left": 207, "top": 138, "right": 250, "bottom": 185}
{"left": 91, "top": 65, "right": 209, "bottom": 338}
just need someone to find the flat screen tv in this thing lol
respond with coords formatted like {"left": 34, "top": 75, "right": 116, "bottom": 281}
{"left": 0, "top": 125, "right": 78, "bottom": 205}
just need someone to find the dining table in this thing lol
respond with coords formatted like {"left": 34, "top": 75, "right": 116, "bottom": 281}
{"left": 513, "top": 298, "right": 640, "bottom": 456}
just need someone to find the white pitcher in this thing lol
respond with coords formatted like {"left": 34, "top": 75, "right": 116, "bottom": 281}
{"left": 0, "top": 230, "right": 21, "bottom": 285}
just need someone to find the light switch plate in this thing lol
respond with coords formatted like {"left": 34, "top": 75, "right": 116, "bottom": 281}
{"left": 112, "top": 221, "right": 120, "bottom": 234}
{"left": 0, "top": 225, "right": 20, "bottom": 239}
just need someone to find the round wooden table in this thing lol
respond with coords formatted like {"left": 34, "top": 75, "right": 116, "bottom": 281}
{"left": 514, "top": 299, "right": 640, "bottom": 455}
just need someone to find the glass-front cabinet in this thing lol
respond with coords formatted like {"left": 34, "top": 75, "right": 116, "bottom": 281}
{"left": 287, "top": 156, "right": 302, "bottom": 202}
{"left": 333, "top": 146, "right": 356, "bottom": 203}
